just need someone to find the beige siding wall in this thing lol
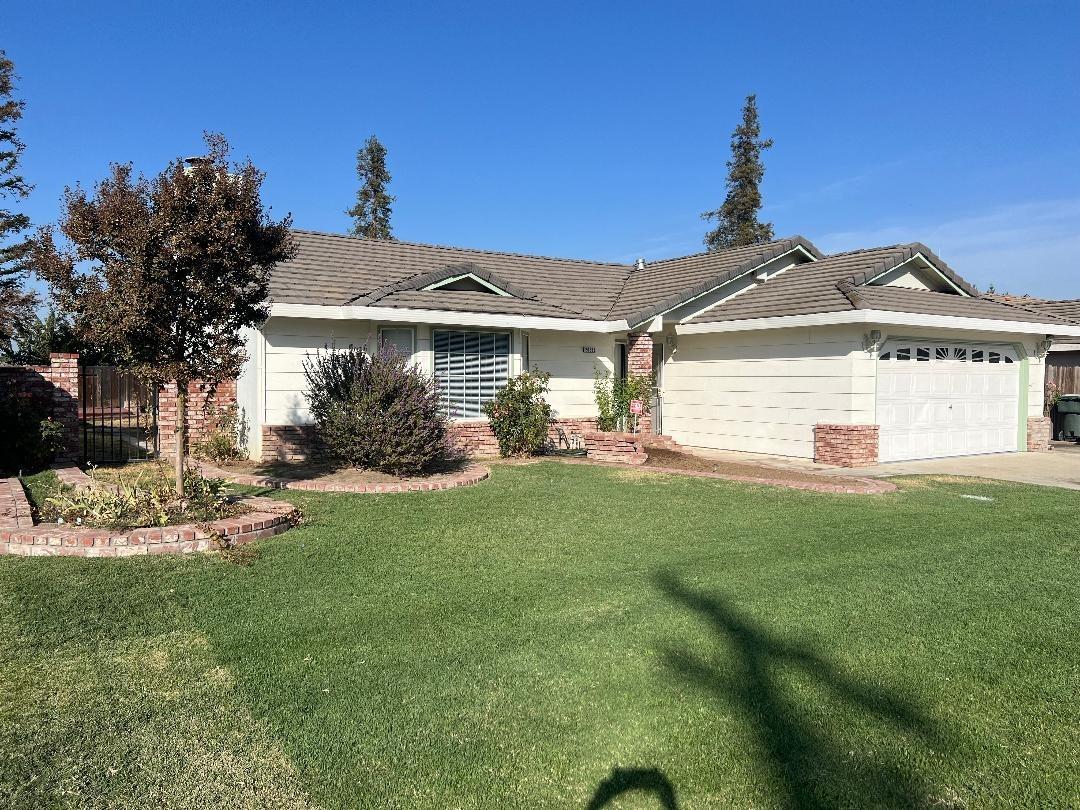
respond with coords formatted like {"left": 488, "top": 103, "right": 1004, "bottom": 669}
{"left": 263, "top": 317, "right": 376, "bottom": 425}
{"left": 257, "top": 318, "right": 614, "bottom": 426}
{"left": 663, "top": 326, "right": 869, "bottom": 458}
{"left": 528, "top": 330, "right": 616, "bottom": 418}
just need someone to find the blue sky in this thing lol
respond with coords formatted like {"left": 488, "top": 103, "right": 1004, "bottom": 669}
{"left": 7, "top": 1, "right": 1080, "bottom": 297}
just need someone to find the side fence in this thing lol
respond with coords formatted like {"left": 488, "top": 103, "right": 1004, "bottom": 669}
{"left": 0, "top": 352, "right": 235, "bottom": 464}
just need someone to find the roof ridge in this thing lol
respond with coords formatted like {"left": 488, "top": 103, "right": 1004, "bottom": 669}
{"left": 645, "top": 235, "right": 812, "bottom": 266}
{"left": 291, "top": 228, "right": 633, "bottom": 269}
{"left": 822, "top": 243, "right": 909, "bottom": 259}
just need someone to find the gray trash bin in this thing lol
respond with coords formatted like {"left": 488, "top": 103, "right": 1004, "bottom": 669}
{"left": 1055, "top": 395, "right": 1080, "bottom": 440}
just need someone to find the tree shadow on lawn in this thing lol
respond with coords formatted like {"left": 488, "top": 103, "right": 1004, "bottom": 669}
{"left": 654, "top": 572, "right": 954, "bottom": 809}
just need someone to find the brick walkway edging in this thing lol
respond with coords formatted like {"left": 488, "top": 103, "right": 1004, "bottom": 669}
{"left": 551, "top": 456, "right": 897, "bottom": 495}
{"left": 196, "top": 461, "right": 491, "bottom": 494}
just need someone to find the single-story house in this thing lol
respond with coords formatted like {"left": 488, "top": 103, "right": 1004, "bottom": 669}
{"left": 236, "top": 230, "right": 1080, "bottom": 466}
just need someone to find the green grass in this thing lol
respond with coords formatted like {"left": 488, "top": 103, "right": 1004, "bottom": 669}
{"left": 18, "top": 468, "right": 60, "bottom": 513}
{"left": 1, "top": 463, "right": 1078, "bottom": 808}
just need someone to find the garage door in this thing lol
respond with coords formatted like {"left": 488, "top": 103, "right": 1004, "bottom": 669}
{"left": 877, "top": 341, "right": 1019, "bottom": 462}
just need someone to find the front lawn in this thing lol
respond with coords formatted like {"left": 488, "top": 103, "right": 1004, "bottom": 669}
{"left": 1, "top": 463, "right": 1077, "bottom": 808}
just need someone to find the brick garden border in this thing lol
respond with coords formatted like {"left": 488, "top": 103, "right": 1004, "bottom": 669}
{"left": 197, "top": 461, "right": 491, "bottom": 494}
{"left": 0, "top": 465, "right": 300, "bottom": 558}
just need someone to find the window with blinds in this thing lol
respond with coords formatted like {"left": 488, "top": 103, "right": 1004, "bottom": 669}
{"left": 433, "top": 330, "right": 511, "bottom": 418}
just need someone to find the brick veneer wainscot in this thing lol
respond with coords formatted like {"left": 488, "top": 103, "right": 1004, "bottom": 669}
{"left": 1027, "top": 416, "right": 1052, "bottom": 452}
{"left": 627, "top": 332, "right": 654, "bottom": 434}
{"left": 814, "top": 424, "right": 879, "bottom": 467}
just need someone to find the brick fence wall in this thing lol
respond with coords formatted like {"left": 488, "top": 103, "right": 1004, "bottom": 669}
{"left": 814, "top": 423, "right": 879, "bottom": 467}
{"left": 0, "top": 353, "right": 81, "bottom": 461}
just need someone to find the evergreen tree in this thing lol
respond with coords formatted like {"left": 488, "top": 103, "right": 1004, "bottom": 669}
{"left": 0, "top": 50, "right": 36, "bottom": 339}
{"left": 701, "top": 94, "right": 774, "bottom": 250}
{"left": 346, "top": 135, "right": 395, "bottom": 239}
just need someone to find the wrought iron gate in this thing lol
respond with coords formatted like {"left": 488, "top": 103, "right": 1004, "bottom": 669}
{"left": 80, "top": 366, "right": 158, "bottom": 463}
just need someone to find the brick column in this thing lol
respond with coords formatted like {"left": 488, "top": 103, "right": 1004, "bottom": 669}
{"left": 1027, "top": 416, "right": 1051, "bottom": 452}
{"left": 627, "top": 333, "right": 654, "bottom": 434}
{"left": 45, "top": 353, "right": 81, "bottom": 462}
{"left": 814, "top": 423, "right": 879, "bottom": 467}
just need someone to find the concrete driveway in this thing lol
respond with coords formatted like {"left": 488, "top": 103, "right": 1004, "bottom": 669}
{"left": 834, "top": 442, "right": 1080, "bottom": 490}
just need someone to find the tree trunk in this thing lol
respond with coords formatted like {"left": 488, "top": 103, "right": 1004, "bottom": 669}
{"left": 174, "top": 383, "right": 186, "bottom": 499}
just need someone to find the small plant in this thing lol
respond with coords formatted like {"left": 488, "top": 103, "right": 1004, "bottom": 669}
{"left": 193, "top": 403, "right": 248, "bottom": 464}
{"left": 40, "top": 461, "right": 243, "bottom": 530}
{"left": 1046, "top": 379, "right": 1062, "bottom": 415}
{"left": 0, "top": 393, "right": 67, "bottom": 473}
{"left": 483, "top": 369, "right": 553, "bottom": 456}
{"left": 303, "top": 344, "right": 448, "bottom": 475}
{"left": 594, "top": 367, "right": 653, "bottom": 432}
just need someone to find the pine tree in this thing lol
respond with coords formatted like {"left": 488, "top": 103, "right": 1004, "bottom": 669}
{"left": 346, "top": 135, "right": 395, "bottom": 239}
{"left": 701, "top": 94, "right": 774, "bottom": 251}
{"left": 0, "top": 50, "right": 36, "bottom": 339}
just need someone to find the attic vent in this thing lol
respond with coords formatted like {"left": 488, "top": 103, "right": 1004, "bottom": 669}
{"left": 423, "top": 272, "right": 511, "bottom": 296}
{"left": 635, "top": 258, "right": 646, "bottom": 271}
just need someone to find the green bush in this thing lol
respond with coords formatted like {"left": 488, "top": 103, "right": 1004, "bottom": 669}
{"left": 0, "top": 393, "right": 67, "bottom": 474}
{"left": 302, "top": 345, "right": 448, "bottom": 475}
{"left": 483, "top": 369, "right": 553, "bottom": 456}
{"left": 593, "top": 368, "right": 653, "bottom": 432}
{"left": 193, "top": 403, "right": 248, "bottom": 464}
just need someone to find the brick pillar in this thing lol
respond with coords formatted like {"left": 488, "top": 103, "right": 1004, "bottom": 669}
{"left": 814, "top": 423, "right": 879, "bottom": 467}
{"left": 46, "top": 353, "right": 81, "bottom": 462}
{"left": 627, "top": 333, "right": 654, "bottom": 434}
{"left": 1027, "top": 416, "right": 1051, "bottom": 452}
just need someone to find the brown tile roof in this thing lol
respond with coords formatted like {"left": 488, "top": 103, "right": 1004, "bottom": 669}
{"left": 688, "top": 245, "right": 1072, "bottom": 325}
{"left": 610, "top": 236, "right": 822, "bottom": 326}
{"left": 271, "top": 230, "right": 630, "bottom": 320}
{"left": 270, "top": 230, "right": 1070, "bottom": 330}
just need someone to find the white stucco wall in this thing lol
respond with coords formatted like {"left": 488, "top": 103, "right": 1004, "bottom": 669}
{"left": 662, "top": 325, "right": 869, "bottom": 458}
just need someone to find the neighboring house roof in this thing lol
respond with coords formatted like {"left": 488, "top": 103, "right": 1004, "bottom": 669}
{"left": 610, "top": 236, "right": 822, "bottom": 327}
{"left": 686, "top": 245, "right": 1070, "bottom": 325}
{"left": 985, "top": 294, "right": 1080, "bottom": 325}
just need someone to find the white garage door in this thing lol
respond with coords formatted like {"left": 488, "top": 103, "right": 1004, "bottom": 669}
{"left": 877, "top": 341, "right": 1019, "bottom": 462}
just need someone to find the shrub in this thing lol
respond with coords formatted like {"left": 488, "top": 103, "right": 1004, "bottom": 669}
{"left": 594, "top": 368, "right": 653, "bottom": 432}
{"left": 193, "top": 403, "right": 248, "bottom": 464}
{"left": 0, "top": 393, "right": 67, "bottom": 473}
{"left": 303, "top": 345, "right": 448, "bottom": 475}
{"left": 483, "top": 369, "right": 553, "bottom": 456}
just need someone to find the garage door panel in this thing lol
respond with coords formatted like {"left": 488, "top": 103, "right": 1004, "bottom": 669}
{"left": 877, "top": 341, "right": 1019, "bottom": 462}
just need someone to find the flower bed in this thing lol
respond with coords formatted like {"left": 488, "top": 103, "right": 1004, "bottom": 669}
{"left": 197, "top": 460, "right": 490, "bottom": 494}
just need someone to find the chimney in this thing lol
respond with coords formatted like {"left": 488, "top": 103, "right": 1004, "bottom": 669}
{"left": 635, "top": 258, "right": 646, "bottom": 271}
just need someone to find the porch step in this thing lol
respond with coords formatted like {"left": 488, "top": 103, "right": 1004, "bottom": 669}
{"left": 639, "top": 434, "right": 682, "bottom": 452}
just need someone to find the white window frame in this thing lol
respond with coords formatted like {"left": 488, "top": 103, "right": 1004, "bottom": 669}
{"left": 378, "top": 326, "right": 415, "bottom": 359}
